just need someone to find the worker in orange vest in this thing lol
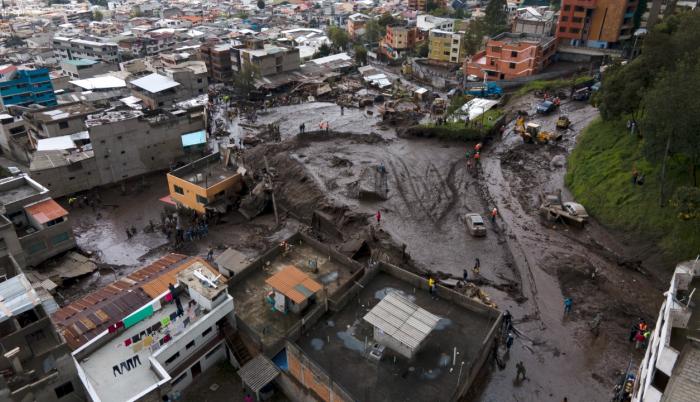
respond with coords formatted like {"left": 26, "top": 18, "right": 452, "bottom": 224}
{"left": 474, "top": 152, "right": 480, "bottom": 163}
{"left": 475, "top": 142, "right": 482, "bottom": 152}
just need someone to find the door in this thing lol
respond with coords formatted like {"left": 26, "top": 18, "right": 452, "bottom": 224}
{"left": 191, "top": 361, "right": 202, "bottom": 378}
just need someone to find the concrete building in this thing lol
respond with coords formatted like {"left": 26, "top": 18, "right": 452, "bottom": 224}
{"left": 52, "top": 255, "right": 236, "bottom": 402}
{"left": 23, "top": 103, "right": 97, "bottom": 139}
{"left": 512, "top": 6, "right": 556, "bottom": 36}
{"left": 380, "top": 25, "right": 419, "bottom": 60}
{"left": 232, "top": 44, "right": 300, "bottom": 77}
{"left": 59, "top": 59, "right": 115, "bottom": 79}
{"left": 465, "top": 32, "right": 557, "bottom": 80}
{"left": 167, "top": 152, "right": 243, "bottom": 214}
{"left": 428, "top": 29, "right": 464, "bottom": 64}
{"left": 0, "top": 271, "right": 83, "bottom": 402}
{"left": 0, "top": 113, "right": 32, "bottom": 164}
{"left": 346, "top": 13, "right": 370, "bottom": 39}
{"left": 0, "top": 66, "right": 56, "bottom": 109}
{"left": 52, "top": 36, "right": 120, "bottom": 63}
{"left": 417, "top": 14, "right": 455, "bottom": 33}
{"left": 84, "top": 109, "right": 205, "bottom": 185}
{"left": 556, "top": 0, "right": 638, "bottom": 48}
{"left": 632, "top": 260, "right": 700, "bottom": 402}
{"left": 128, "top": 67, "right": 207, "bottom": 110}
{"left": 200, "top": 42, "right": 233, "bottom": 83}
{"left": 0, "top": 175, "right": 76, "bottom": 267}
{"left": 265, "top": 265, "right": 322, "bottom": 315}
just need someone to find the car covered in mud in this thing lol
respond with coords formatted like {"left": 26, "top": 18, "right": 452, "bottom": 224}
{"left": 563, "top": 202, "right": 589, "bottom": 221}
{"left": 462, "top": 213, "right": 487, "bottom": 237}
{"left": 536, "top": 100, "right": 556, "bottom": 114}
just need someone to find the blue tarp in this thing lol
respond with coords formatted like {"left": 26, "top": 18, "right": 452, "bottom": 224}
{"left": 272, "top": 349, "right": 288, "bottom": 370}
{"left": 181, "top": 130, "right": 206, "bottom": 147}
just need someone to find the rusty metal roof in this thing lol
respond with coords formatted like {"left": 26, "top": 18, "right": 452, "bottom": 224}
{"left": 52, "top": 253, "right": 189, "bottom": 350}
{"left": 24, "top": 198, "right": 69, "bottom": 224}
{"left": 265, "top": 265, "right": 322, "bottom": 304}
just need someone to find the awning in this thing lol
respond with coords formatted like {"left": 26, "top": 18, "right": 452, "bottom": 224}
{"left": 159, "top": 195, "right": 177, "bottom": 206}
{"left": 238, "top": 354, "right": 280, "bottom": 393}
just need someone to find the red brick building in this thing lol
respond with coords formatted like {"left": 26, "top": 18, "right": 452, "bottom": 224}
{"left": 464, "top": 33, "right": 557, "bottom": 81}
{"left": 556, "top": 0, "right": 638, "bottom": 47}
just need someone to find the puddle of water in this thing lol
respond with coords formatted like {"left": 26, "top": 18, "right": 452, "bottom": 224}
{"left": 326, "top": 320, "right": 335, "bottom": 327}
{"left": 336, "top": 330, "right": 365, "bottom": 352}
{"left": 374, "top": 287, "right": 416, "bottom": 302}
{"left": 319, "top": 271, "right": 339, "bottom": 285}
{"left": 438, "top": 354, "right": 451, "bottom": 367}
{"left": 421, "top": 368, "right": 442, "bottom": 380}
{"left": 310, "top": 338, "right": 325, "bottom": 351}
{"left": 434, "top": 318, "right": 452, "bottom": 331}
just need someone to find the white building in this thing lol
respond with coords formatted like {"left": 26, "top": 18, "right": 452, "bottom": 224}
{"left": 72, "top": 261, "right": 236, "bottom": 402}
{"left": 632, "top": 259, "right": 700, "bottom": 402}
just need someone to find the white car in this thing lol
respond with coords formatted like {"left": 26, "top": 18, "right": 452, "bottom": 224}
{"left": 563, "top": 202, "right": 589, "bottom": 220}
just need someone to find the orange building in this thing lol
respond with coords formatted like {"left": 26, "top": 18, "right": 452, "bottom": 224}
{"left": 166, "top": 152, "right": 243, "bottom": 214}
{"left": 556, "top": 0, "right": 637, "bottom": 47}
{"left": 464, "top": 33, "right": 557, "bottom": 81}
{"left": 379, "top": 25, "right": 419, "bottom": 60}
{"left": 346, "top": 13, "right": 370, "bottom": 39}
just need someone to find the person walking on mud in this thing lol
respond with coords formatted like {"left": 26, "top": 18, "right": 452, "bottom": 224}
{"left": 428, "top": 277, "right": 436, "bottom": 296}
{"left": 207, "top": 246, "right": 214, "bottom": 262}
{"left": 375, "top": 210, "right": 381, "bottom": 224}
{"left": 490, "top": 207, "right": 498, "bottom": 223}
{"left": 564, "top": 297, "right": 573, "bottom": 315}
{"left": 515, "top": 361, "right": 526, "bottom": 381}
{"left": 632, "top": 167, "right": 639, "bottom": 185}
{"left": 473, "top": 257, "right": 481, "bottom": 274}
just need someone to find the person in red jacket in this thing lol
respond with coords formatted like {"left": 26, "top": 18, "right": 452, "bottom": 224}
{"left": 376, "top": 210, "right": 381, "bottom": 224}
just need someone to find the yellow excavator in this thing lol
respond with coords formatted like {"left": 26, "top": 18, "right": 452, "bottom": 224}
{"left": 514, "top": 116, "right": 561, "bottom": 144}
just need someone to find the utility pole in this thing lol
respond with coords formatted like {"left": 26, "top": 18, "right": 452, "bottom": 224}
{"left": 263, "top": 156, "right": 279, "bottom": 225}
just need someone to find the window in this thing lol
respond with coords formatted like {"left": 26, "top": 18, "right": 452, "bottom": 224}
{"left": 174, "top": 185, "right": 184, "bottom": 195}
{"left": 186, "top": 340, "right": 195, "bottom": 350}
{"left": 491, "top": 46, "right": 501, "bottom": 53}
{"left": 197, "top": 78, "right": 202, "bottom": 83}
{"left": 196, "top": 195, "right": 208, "bottom": 205}
{"left": 51, "top": 232, "right": 70, "bottom": 245}
{"left": 559, "top": 27, "right": 566, "bottom": 32}
{"left": 54, "top": 381, "right": 74, "bottom": 398}
{"left": 165, "top": 352, "right": 180, "bottom": 365}
{"left": 58, "top": 121, "right": 69, "bottom": 129}
{"left": 511, "top": 51, "right": 517, "bottom": 57}
{"left": 443, "top": 51, "right": 450, "bottom": 56}
{"left": 563, "top": 5, "right": 570, "bottom": 10}
{"left": 572, "top": 17, "right": 582, "bottom": 23}
{"left": 27, "top": 329, "right": 46, "bottom": 342}
{"left": 509, "top": 63, "right": 516, "bottom": 69}
{"left": 205, "top": 344, "right": 223, "bottom": 360}
{"left": 46, "top": 217, "right": 64, "bottom": 227}
{"left": 570, "top": 28, "right": 580, "bottom": 33}
{"left": 202, "top": 326, "right": 213, "bottom": 337}
{"left": 574, "top": 6, "right": 584, "bottom": 11}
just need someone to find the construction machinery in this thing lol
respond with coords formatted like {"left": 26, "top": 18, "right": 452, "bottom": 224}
{"left": 465, "top": 82, "right": 503, "bottom": 98}
{"left": 556, "top": 115, "right": 571, "bottom": 130}
{"left": 539, "top": 191, "right": 588, "bottom": 227}
{"left": 514, "top": 117, "right": 562, "bottom": 144}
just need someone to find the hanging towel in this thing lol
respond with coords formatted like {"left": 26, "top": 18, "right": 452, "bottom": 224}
{"left": 161, "top": 316, "right": 171, "bottom": 327}
{"left": 152, "top": 298, "right": 161, "bottom": 312}
{"left": 108, "top": 324, "right": 117, "bottom": 333}
{"left": 116, "top": 321, "right": 124, "bottom": 329}
{"left": 169, "top": 312, "right": 178, "bottom": 322}
{"left": 143, "top": 336, "right": 153, "bottom": 347}
{"left": 164, "top": 293, "right": 173, "bottom": 302}
{"left": 133, "top": 342, "right": 143, "bottom": 353}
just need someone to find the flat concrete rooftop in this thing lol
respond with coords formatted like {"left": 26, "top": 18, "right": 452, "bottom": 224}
{"left": 170, "top": 152, "right": 238, "bottom": 187}
{"left": 297, "top": 272, "right": 496, "bottom": 402}
{"left": 230, "top": 242, "right": 355, "bottom": 349}
{"left": 0, "top": 181, "right": 41, "bottom": 207}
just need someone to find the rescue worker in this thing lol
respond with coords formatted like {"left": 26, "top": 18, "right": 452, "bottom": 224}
{"left": 68, "top": 196, "right": 77, "bottom": 209}
{"left": 564, "top": 297, "right": 573, "bottom": 314}
{"left": 206, "top": 246, "right": 214, "bottom": 261}
{"left": 475, "top": 142, "right": 482, "bottom": 152}
{"left": 428, "top": 277, "right": 436, "bottom": 295}
{"left": 490, "top": 207, "right": 498, "bottom": 222}
{"left": 506, "top": 332, "right": 514, "bottom": 350}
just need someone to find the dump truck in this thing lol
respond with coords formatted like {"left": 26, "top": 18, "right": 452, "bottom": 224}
{"left": 539, "top": 191, "right": 589, "bottom": 227}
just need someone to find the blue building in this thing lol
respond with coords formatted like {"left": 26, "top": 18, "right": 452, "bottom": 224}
{"left": 0, "top": 66, "right": 57, "bottom": 108}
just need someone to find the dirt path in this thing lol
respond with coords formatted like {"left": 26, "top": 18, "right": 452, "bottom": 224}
{"left": 474, "top": 98, "right": 664, "bottom": 402}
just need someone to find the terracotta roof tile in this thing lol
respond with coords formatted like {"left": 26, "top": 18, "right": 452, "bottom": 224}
{"left": 265, "top": 265, "right": 322, "bottom": 304}
{"left": 24, "top": 198, "right": 69, "bottom": 224}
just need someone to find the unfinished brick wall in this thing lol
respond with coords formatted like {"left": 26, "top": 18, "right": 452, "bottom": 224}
{"left": 285, "top": 342, "right": 354, "bottom": 402}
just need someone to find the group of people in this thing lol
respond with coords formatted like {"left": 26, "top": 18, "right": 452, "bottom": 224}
{"left": 466, "top": 142, "right": 482, "bottom": 174}
{"left": 67, "top": 193, "right": 102, "bottom": 211}
{"left": 160, "top": 211, "right": 210, "bottom": 246}
{"left": 630, "top": 318, "right": 651, "bottom": 350}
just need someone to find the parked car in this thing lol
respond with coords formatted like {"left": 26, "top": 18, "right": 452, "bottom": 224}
{"left": 572, "top": 87, "right": 591, "bottom": 101}
{"left": 462, "top": 213, "right": 487, "bottom": 237}
{"left": 536, "top": 100, "right": 556, "bottom": 114}
{"left": 7, "top": 166, "right": 21, "bottom": 175}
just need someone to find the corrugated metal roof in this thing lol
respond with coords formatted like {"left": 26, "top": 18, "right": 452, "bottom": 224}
{"left": 130, "top": 73, "right": 180, "bottom": 93}
{"left": 52, "top": 253, "right": 189, "bottom": 350}
{"left": 363, "top": 292, "right": 440, "bottom": 350}
{"left": 238, "top": 354, "right": 280, "bottom": 392}
{"left": 265, "top": 265, "right": 322, "bottom": 304}
{"left": 0, "top": 274, "right": 41, "bottom": 323}
{"left": 24, "top": 198, "right": 69, "bottom": 224}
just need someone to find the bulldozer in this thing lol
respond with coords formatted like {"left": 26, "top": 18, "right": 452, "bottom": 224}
{"left": 514, "top": 117, "right": 561, "bottom": 144}
{"left": 556, "top": 115, "right": 571, "bottom": 130}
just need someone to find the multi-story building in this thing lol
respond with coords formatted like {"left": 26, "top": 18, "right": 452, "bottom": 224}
{"left": 167, "top": 153, "right": 243, "bottom": 214}
{"left": 58, "top": 256, "right": 236, "bottom": 402}
{"left": 428, "top": 29, "right": 464, "bottom": 64}
{"left": 380, "top": 25, "right": 419, "bottom": 60}
{"left": 23, "top": 102, "right": 97, "bottom": 139}
{"left": 417, "top": 14, "right": 455, "bottom": 33}
{"left": 52, "top": 36, "right": 120, "bottom": 63}
{"left": 0, "top": 67, "right": 56, "bottom": 109}
{"left": 0, "top": 175, "right": 76, "bottom": 267}
{"left": 347, "top": 13, "right": 371, "bottom": 39}
{"left": 642, "top": 0, "right": 698, "bottom": 28}
{"left": 232, "top": 44, "right": 300, "bottom": 77}
{"left": 128, "top": 66, "right": 207, "bottom": 110}
{"left": 465, "top": 32, "right": 557, "bottom": 80}
{"left": 0, "top": 113, "right": 32, "bottom": 164}
{"left": 59, "top": 59, "right": 115, "bottom": 80}
{"left": 512, "top": 6, "right": 556, "bottom": 36}
{"left": 200, "top": 42, "right": 233, "bottom": 83}
{"left": 0, "top": 267, "right": 84, "bottom": 402}
{"left": 632, "top": 260, "right": 700, "bottom": 402}
{"left": 408, "top": 0, "right": 445, "bottom": 11}
{"left": 556, "top": 0, "right": 638, "bottom": 48}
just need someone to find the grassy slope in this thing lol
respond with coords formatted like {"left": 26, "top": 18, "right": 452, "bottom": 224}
{"left": 565, "top": 118, "right": 699, "bottom": 260}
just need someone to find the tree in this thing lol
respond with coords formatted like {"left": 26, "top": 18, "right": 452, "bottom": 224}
{"left": 328, "top": 26, "right": 349, "bottom": 50}
{"left": 314, "top": 43, "right": 332, "bottom": 58}
{"left": 670, "top": 186, "right": 700, "bottom": 221}
{"left": 484, "top": 0, "right": 509, "bottom": 35}
{"left": 257, "top": 0, "right": 265, "bottom": 10}
{"left": 353, "top": 45, "right": 367, "bottom": 65}
{"left": 233, "top": 63, "right": 260, "bottom": 98}
{"left": 462, "top": 19, "right": 486, "bottom": 57}
{"left": 416, "top": 41, "right": 429, "bottom": 57}
{"left": 364, "top": 20, "right": 383, "bottom": 43}
{"left": 92, "top": 10, "right": 103, "bottom": 21}
{"left": 426, "top": 0, "right": 440, "bottom": 12}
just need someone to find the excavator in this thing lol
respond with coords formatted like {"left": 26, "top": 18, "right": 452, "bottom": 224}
{"left": 514, "top": 115, "right": 562, "bottom": 144}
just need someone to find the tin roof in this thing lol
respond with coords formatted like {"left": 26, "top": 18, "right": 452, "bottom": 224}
{"left": 265, "top": 265, "right": 322, "bottom": 304}
{"left": 0, "top": 274, "right": 41, "bottom": 323}
{"left": 238, "top": 354, "right": 280, "bottom": 392}
{"left": 24, "top": 198, "right": 68, "bottom": 224}
{"left": 130, "top": 73, "right": 180, "bottom": 93}
{"left": 363, "top": 291, "right": 440, "bottom": 350}
{"left": 52, "top": 253, "right": 190, "bottom": 350}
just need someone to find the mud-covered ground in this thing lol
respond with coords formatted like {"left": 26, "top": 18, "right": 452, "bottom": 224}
{"left": 57, "top": 95, "right": 667, "bottom": 401}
